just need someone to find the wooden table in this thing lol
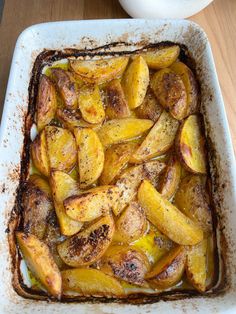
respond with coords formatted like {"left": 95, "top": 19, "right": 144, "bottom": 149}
{"left": 0, "top": 0, "right": 235, "bottom": 152}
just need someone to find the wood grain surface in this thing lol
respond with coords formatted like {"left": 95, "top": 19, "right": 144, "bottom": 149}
{"left": 0, "top": 0, "right": 235, "bottom": 151}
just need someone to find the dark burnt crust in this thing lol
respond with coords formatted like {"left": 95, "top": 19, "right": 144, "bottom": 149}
{"left": 7, "top": 41, "right": 227, "bottom": 303}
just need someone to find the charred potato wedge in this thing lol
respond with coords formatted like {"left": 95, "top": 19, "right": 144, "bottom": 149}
{"left": 122, "top": 56, "right": 149, "bottom": 109}
{"left": 57, "top": 215, "right": 114, "bottom": 267}
{"left": 150, "top": 68, "right": 188, "bottom": 120}
{"left": 69, "top": 56, "right": 129, "bottom": 84}
{"left": 29, "top": 174, "right": 52, "bottom": 198}
{"left": 64, "top": 186, "right": 119, "bottom": 222}
{"left": 146, "top": 245, "right": 186, "bottom": 289}
{"left": 16, "top": 232, "right": 62, "bottom": 298}
{"left": 141, "top": 46, "right": 180, "bottom": 69}
{"left": 176, "top": 115, "right": 207, "bottom": 174}
{"left": 97, "top": 118, "right": 153, "bottom": 147}
{"left": 50, "top": 170, "right": 83, "bottom": 236}
{"left": 131, "top": 111, "right": 179, "bottom": 163}
{"left": 138, "top": 180, "right": 203, "bottom": 245}
{"left": 78, "top": 85, "right": 105, "bottom": 124}
{"left": 36, "top": 75, "right": 57, "bottom": 131}
{"left": 186, "top": 239, "right": 207, "bottom": 292}
{"left": 174, "top": 175, "right": 212, "bottom": 233}
{"left": 74, "top": 128, "right": 104, "bottom": 188}
{"left": 45, "top": 126, "right": 77, "bottom": 172}
{"left": 105, "top": 79, "right": 130, "bottom": 119}
{"left": 62, "top": 268, "right": 124, "bottom": 296}
{"left": 100, "top": 245, "right": 150, "bottom": 286}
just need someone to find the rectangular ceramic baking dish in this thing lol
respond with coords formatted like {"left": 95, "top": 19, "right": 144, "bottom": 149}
{"left": 0, "top": 19, "right": 236, "bottom": 314}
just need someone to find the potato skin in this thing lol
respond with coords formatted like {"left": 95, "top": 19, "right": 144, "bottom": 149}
{"left": 31, "top": 130, "right": 50, "bottom": 177}
{"left": 141, "top": 46, "right": 180, "bottom": 69}
{"left": 57, "top": 215, "right": 114, "bottom": 267}
{"left": 29, "top": 174, "right": 52, "bottom": 198}
{"left": 16, "top": 232, "right": 62, "bottom": 298}
{"left": 36, "top": 75, "right": 57, "bottom": 131}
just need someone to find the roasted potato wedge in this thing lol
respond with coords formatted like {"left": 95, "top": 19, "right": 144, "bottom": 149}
{"left": 97, "top": 118, "right": 153, "bottom": 147}
{"left": 122, "top": 56, "right": 149, "bottom": 109}
{"left": 135, "top": 88, "right": 163, "bottom": 122}
{"left": 158, "top": 156, "right": 181, "bottom": 199}
{"left": 138, "top": 180, "right": 204, "bottom": 245}
{"left": 131, "top": 111, "right": 179, "bottom": 163}
{"left": 105, "top": 79, "right": 130, "bottom": 119}
{"left": 50, "top": 170, "right": 83, "bottom": 236}
{"left": 186, "top": 239, "right": 207, "bottom": 292}
{"left": 151, "top": 68, "right": 188, "bottom": 120}
{"left": 29, "top": 174, "right": 52, "bottom": 198}
{"left": 174, "top": 175, "right": 212, "bottom": 233}
{"left": 57, "top": 215, "right": 114, "bottom": 267}
{"left": 100, "top": 142, "right": 138, "bottom": 185}
{"left": 31, "top": 129, "right": 50, "bottom": 177}
{"left": 62, "top": 268, "right": 124, "bottom": 296}
{"left": 69, "top": 56, "right": 129, "bottom": 84}
{"left": 64, "top": 186, "right": 119, "bottom": 222}
{"left": 114, "top": 201, "right": 147, "bottom": 243}
{"left": 36, "top": 75, "right": 57, "bottom": 131}
{"left": 45, "top": 126, "right": 77, "bottom": 172}
{"left": 100, "top": 245, "right": 150, "bottom": 286}
{"left": 145, "top": 245, "right": 186, "bottom": 289}
{"left": 50, "top": 68, "right": 78, "bottom": 109}
{"left": 74, "top": 128, "right": 104, "bottom": 188}
{"left": 141, "top": 46, "right": 180, "bottom": 69}
{"left": 176, "top": 115, "right": 207, "bottom": 174}
{"left": 16, "top": 232, "right": 62, "bottom": 298}
{"left": 78, "top": 85, "right": 105, "bottom": 124}
{"left": 115, "top": 160, "right": 166, "bottom": 215}
{"left": 171, "top": 61, "right": 199, "bottom": 115}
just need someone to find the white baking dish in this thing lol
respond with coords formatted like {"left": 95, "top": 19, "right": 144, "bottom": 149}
{"left": 0, "top": 19, "right": 235, "bottom": 314}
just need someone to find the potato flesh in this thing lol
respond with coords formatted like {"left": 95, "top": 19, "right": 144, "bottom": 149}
{"left": 138, "top": 180, "right": 203, "bottom": 245}
{"left": 142, "top": 46, "right": 180, "bottom": 69}
{"left": 62, "top": 268, "right": 124, "bottom": 296}
{"left": 57, "top": 215, "right": 114, "bottom": 267}
{"left": 74, "top": 128, "right": 104, "bottom": 188}
{"left": 131, "top": 111, "right": 179, "bottom": 163}
{"left": 122, "top": 56, "right": 149, "bottom": 109}
{"left": 16, "top": 232, "right": 62, "bottom": 298}
{"left": 97, "top": 118, "right": 153, "bottom": 147}
{"left": 31, "top": 130, "right": 50, "bottom": 177}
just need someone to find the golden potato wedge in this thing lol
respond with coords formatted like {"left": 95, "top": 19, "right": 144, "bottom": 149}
{"left": 23, "top": 182, "right": 53, "bottom": 239}
{"left": 100, "top": 245, "right": 150, "bottom": 286}
{"left": 131, "top": 111, "right": 179, "bottom": 163}
{"left": 145, "top": 245, "right": 186, "bottom": 289}
{"left": 176, "top": 115, "right": 207, "bottom": 174}
{"left": 135, "top": 88, "right": 163, "bottom": 122}
{"left": 62, "top": 268, "right": 124, "bottom": 296}
{"left": 50, "top": 68, "right": 78, "bottom": 109}
{"left": 114, "top": 201, "right": 147, "bottom": 243}
{"left": 99, "top": 142, "right": 138, "bottom": 185}
{"left": 171, "top": 61, "right": 199, "bottom": 115}
{"left": 150, "top": 68, "right": 188, "bottom": 120}
{"left": 69, "top": 56, "right": 129, "bottom": 84}
{"left": 122, "top": 56, "right": 149, "bottom": 109}
{"left": 64, "top": 186, "right": 119, "bottom": 222}
{"left": 29, "top": 174, "right": 52, "bottom": 198}
{"left": 97, "top": 118, "right": 153, "bottom": 147}
{"left": 31, "top": 130, "right": 49, "bottom": 177}
{"left": 44, "top": 60, "right": 69, "bottom": 77}
{"left": 45, "top": 126, "right": 77, "bottom": 172}
{"left": 16, "top": 232, "right": 62, "bottom": 298}
{"left": 186, "top": 239, "right": 207, "bottom": 292}
{"left": 78, "top": 85, "right": 105, "bottom": 124}
{"left": 36, "top": 75, "right": 57, "bottom": 131}
{"left": 158, "top": 156, "right": 181, "bottom": 199}
{"left": 105, "top": 79, "right": 130, "bottom": 119}
{"left": 50, "top": 170, "right": 83, "bottom": 236}
{"left": 74, "top": 128, "right": 104, "bottom": 188}
{"left": 115, "top": 160, "right": 166, "bottom": 215}
{"left": 138, "top": 180, "right": 203, "bottom": 245}
{"left": 141, "top": 45, "right": 180, "bottom": 69}
{"left": 57, "top": 215, "right": 114, "bottom": 267}
{"left": 174, "top": 175, "right": 212, "bottom": 233}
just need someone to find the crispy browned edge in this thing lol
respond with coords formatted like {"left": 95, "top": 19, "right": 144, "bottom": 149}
{"left": 7, "top": 42, "right": 228, "bottom": 304}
